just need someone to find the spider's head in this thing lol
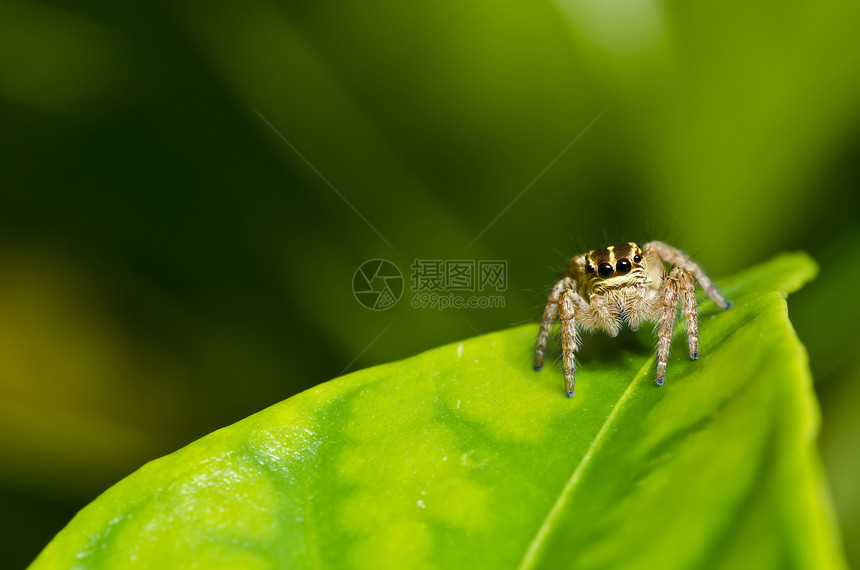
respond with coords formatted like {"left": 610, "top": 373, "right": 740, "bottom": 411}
{"left": 581, "top": 242, "right": 648, "bottom": 291}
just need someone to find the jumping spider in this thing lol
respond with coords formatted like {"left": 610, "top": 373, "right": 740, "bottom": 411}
{"left": 534, "top": 241, "right": 731, "bottom": 397}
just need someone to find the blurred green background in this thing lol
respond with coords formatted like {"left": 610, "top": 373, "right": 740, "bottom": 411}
{"left": 2, "top": 0, "right": 859, "bottom": 567}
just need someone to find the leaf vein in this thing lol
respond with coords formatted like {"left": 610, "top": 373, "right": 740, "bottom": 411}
{"left": 516, "top": 356, "right": 654, "bottom": 570}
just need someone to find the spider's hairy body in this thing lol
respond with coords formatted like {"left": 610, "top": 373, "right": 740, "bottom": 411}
{"left": 535, "top": 241, "right": 731, "bottom": 398}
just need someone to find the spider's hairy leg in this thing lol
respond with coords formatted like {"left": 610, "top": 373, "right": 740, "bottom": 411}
{"left": 644, "top": 240, "right": 732, "bottom": 310}
{"left": 655, "top": 267, "right": 683, "bottom": 386}
{"left": 534, "top": 277, "right": 571, "bottom": 371}
{"left": 558, "top": 288, "right": 582, "bottom": 398}
{"left": 679, "top": 269, "right": 699, "bottom": 359}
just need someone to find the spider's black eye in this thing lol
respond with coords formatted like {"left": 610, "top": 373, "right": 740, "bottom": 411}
{"left": 585, "top": 264, "right": 595, "bottom": 274}
{"left": 633, "top": 254, "right": 642, "bottom": 263}
{"left": 597, "top": 262, "right": 614, "bottom": 278}
{"left": 616, "top": 258, "right": 632, "bottom": 275}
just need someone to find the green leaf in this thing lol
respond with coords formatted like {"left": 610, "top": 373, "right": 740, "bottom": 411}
{"left": 30, "top": 252, "right": 844, "bottom": 569}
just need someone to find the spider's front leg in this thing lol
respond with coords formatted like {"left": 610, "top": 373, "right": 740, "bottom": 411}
{"left": 645, "top": 240, "right": 732, "bottom": 310}
{"left": 558, "top": 288, "right": 583, "bottom": 397}
{"left": 679, "top": 269, "right": 699, "bottom": 360}
{"left": 655, "top": 266, "right": 698, "bottom": 385}
{"left": 534, "top": 277, "right": 571, "bottom": 371}
{"left": 534, "top": 277, "right": 585, "bottom": 397}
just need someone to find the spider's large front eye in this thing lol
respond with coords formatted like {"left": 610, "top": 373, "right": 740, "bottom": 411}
{"left": 597, "top": 262, "right": 614, "bottom": 278}
{"left": 616, "top": 258, "right": 632, "bottom": 275}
